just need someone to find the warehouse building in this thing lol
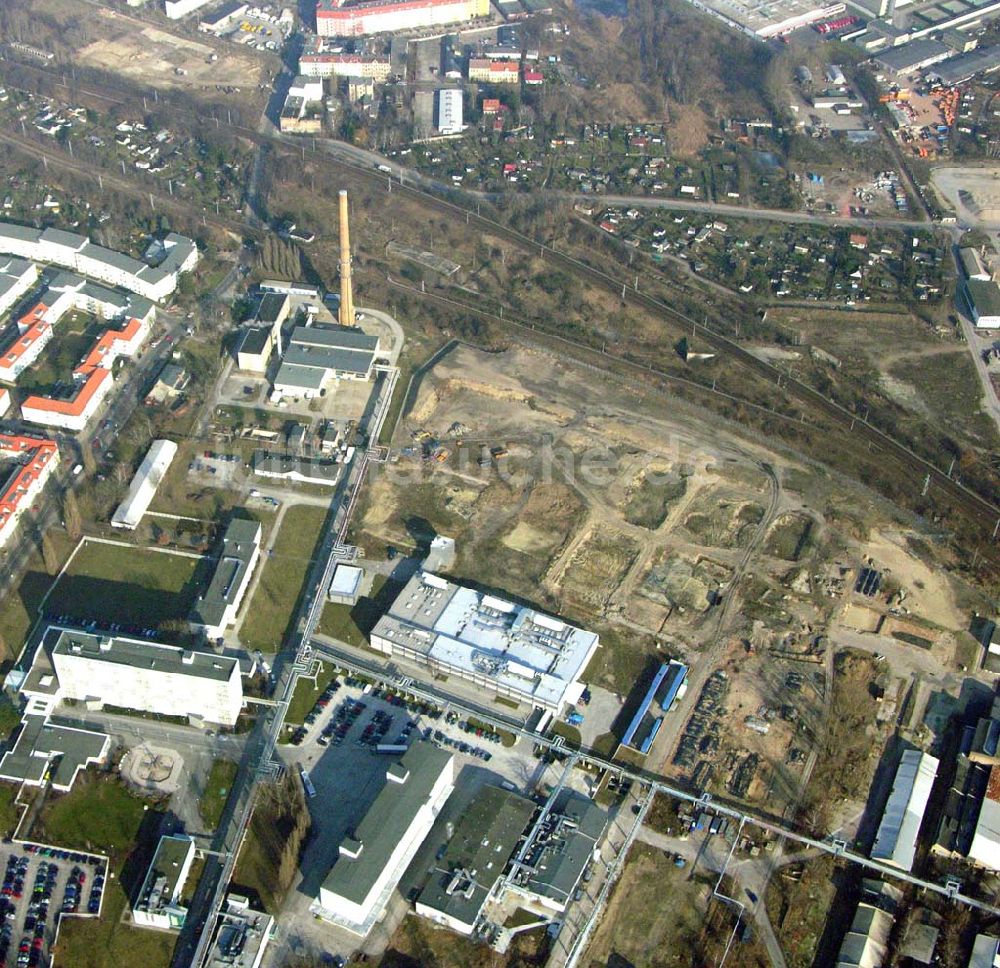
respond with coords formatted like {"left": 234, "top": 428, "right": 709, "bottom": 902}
{"left": 273, "top": 323, "right": 380, "bottom": 397}
{"left": 133, "top": 835, "right": 196, "bottom": 929}
{"left": 199, "top": 1, "right": 249, "bottom": 31}
{"left": 416, "top": 785, "right": 535, "bottom": 935}
{"left": 0, "top": 223, "right": 196, "bottom": 303}
{"left": 970, "top": 765, "right": 1000, "bottom": 869}
{"left": 316, "top": 0, "right": 489, "bottom": 37}
{"left": 112, "top": 439, "right": 178, "bottom": 530}
{"left": 0, "top": 434, "right": 58, "bottom": 551}
{"left": 370, "top": 572, "right": 600, "bottom": 713}
{"left": 960, "top": 248, "right": 992, "bottom": 282}
{"left": 966, "top": 279, "right": 1000, "bottom": 328}
{"left": 621, "top": 660, "right": 688, "bottom": 755}
{"left": 315, "top": 743, "right": 454, "bottom": 935}
{"left": 0, "top": 714, "right": 109, "bottom": 792}
{"left": 26, "top": 626, "right": 245, "bottom": 726}
{"left": 871, "top": 749, "right": 938, "bottom": 871}
{"left": 206, "top": 895, "right": 275, "bottom": 968}
{"left": 252, "top": 450, "right": 343, "bottom": 486}
{"left": 929, "top": 45, "right": 1000, "bottom": 85}
{"left": 873, "top": 39, "right": 952, "bottom": 76}
{"left": 189, "top": 518, "right": 262, "bottom": 640}
{"left": 165, "top": 0, "right": 215, "bottom": 19}
{"left": 508, "top": 795, "right": 606, "bottom": 914}
{"left": 836, "top": 879, "right": 902, "bottom": 968}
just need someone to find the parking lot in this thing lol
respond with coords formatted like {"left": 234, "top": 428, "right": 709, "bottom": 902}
{"left": 0, "top": 845, "right": 108, "bottom": 968}
{"left": 272, "top": 677, "right": 590, "bottom": 964}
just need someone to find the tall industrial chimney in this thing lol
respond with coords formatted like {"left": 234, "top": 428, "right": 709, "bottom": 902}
{"left": 338, "top": 189, "right": 355, "bottom": 327}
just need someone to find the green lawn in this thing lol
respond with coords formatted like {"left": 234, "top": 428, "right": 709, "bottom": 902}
{"left": 316, "top": 574, "right": 388, "bottom": 648}
{"left": 0, "top": 784, "right": 21, "bottom": 838}
{"left": 241, "top": 506, "right": 329, "bottom": 651}
{"left": 200, "top": 758, "right": 238, "bottom": 831}
{"left": 39, "top": 774, "right": 176, "bottom": 968}
{"left": 45, "top": 541, "right": 206, "bottom": 631}
{"left": 285, "top": 661, "right": 337, "bottom": 726}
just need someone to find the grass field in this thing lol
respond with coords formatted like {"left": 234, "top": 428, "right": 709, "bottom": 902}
{"left": 40, "top": 774, "right": 176, "bottom": 968}
{"left": 240, "top": 506, "right": 329, "bottom": 651}
{"left": 0, "top": 784, "right": 21, "bottom": 839}
{"left": 317, "top": 574, "right": 388, "bottom": 648}
{"left": 285, "top": 660, "right": 338, "bottom": 726}
{"left": 45, "top": 541, "right": 206, "bottom": 630}
{"left": 766, "top": 854, "right": 838, "bottom": 968}
{"left": 199, "top": 758, "right": 238, "bottom": 831}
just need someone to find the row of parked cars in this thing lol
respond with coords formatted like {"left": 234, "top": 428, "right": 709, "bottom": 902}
{"left": 431, "top": 730, "right": 493, "bottom": 762}
{"left": 318, "top": 699, "right": 366, "bottom": 748}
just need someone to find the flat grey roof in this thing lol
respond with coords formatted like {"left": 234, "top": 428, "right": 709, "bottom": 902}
{"left": 0, "top": 714, "right": 109, "bottom": 790}
{"left": 932, "top": 45, "right": 1000, "bottom": 84}
{"left": 322, "top": 742, "right": 452, "bottom": 905}
{"left": 874, "top": 39, "right": 950, "bottom": 72}
{"left": 291, "top": 324, "right": 378, "bottom": 352}
{"left": 239, "top": 326, "right": 272, "bottom": 356}
{"left": 969, "top": 279, "right": 1000, "bottom": 317}
{"left": 256, "top": 292, "right": 288, "bottom": 325}
{"left": 283, "top": 344, "right": 375, "bottom": 376}
{"left": 189, "top": 519, "right": 261, "bottom": 630}
{"left": 524, "top": 795, "right": 606, "bottom": 904}
{"left": 253, "top": 449, "right": 341, "bottom": 482}
{"left": 138, "top": 835, "right": 194, "bottom": 911}
{"left": 274, "top": 362, "right": 326, "bottom": 391}
{"left": 417, "top": 786, "right": 534, "bottom": 927}
{"left": 40, "top": 227, "right": 85, "bottom": 250}
{"left": 50, "top": 626, "right": 238, "bottom": 682}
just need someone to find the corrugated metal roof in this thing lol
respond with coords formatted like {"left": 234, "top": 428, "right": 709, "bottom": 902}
{"left": 870, "top": 750, "right": 938, "bottom": 871}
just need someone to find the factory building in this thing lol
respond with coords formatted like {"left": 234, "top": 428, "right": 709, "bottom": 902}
{"left": 416, "top": 785, "right": 535, "bottom": 935}
{"left": 189, "top": 518, "right": 262, "bottom": 640}
{"left": 315, "top": 743, "right": 454, "bottom": 935}
{"left": 206, "top": 895, "right": 275, "bottom": 968}
{"left": 165, "top": 0, "right": 215, "bottom": 18}
{"left": 236, "top": 292, "right": 290, "bottom": 373}
{"left": 316, "top": 0, "right": 489, "bottom": 37}
{"left": 132, "top": 835, "right": 196, "bottom": 929}
{"left": 0, "top": 224, "right": 196, "bottom": 303}
{"left": 873, "top": 39, "right": 952, "bottom": 76}
{"left": 111, "top": 439, "right": 178, "bottom": 530}
{"left": 871, "top": 749, "right": 938, "bottom": 871}
{"left": 299, "top": 53, "right": 392, "bottom": 80}
{"left": 966, "top": 279, "right": 1000, "bottom": 329}
{"left": 929, "top": 45, "right": 1000, "bottom": 86}
{"left": 437, "top": 89, "right": 464, "bottom": 134}
{"left": 27, "top": 626, "right": 245, "bottom": 726}
{"left": 370, "top": 572, "right": 600, "bottom": 713}
{"left": 508, "top": 795, "right": 606, "bottom": 914}
{"left": 273, "top": 324, "right": 380, "bottom": 397}
{"left": 0, "top": 434, "right": 58, "bottom": 551}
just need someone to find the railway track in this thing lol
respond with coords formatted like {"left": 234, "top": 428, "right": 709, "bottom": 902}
{"left": 7, "top": 58, "right": 1000, "bottom": 535}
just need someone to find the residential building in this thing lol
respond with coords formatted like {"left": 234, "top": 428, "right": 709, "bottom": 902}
{"left": 146, "top": 363, "right": 190, "bottom": 405}
{"left": 0, "top": 223, "right": 196, "bottom": 302}
{"left": 0, "top": 387, "right": 9, "bottom": 418}
{"left": 930, "top": 46, "right": 1000, "bottom": 85}
{"left": 21, "top": 369, "right": 113, "bottom": 433}
{"left": 111, "top": 439, "right": 177, "bottom": 530}
{"left": 437, "top": 89, "right": 464, "bottom": 134}
{"left": 0, "top": 434, "right": 58, "bottom": 551}
{"left": 316, "top": 0, "right": 489, "bottom": 37}
{"left": 0, "top": 714, "right": 109, "bottom": 792}
{"left": 189, "top": 518, "right": 262, "bottom": 640}
{"left": 347, "top": 75, "right": 376, "bottom": 101}
{"left": 0, "top": 256, "right": 38, "bottom": 318}
{"left": 870, "top": 749, "right": 938, "bottom": 871}
{"left": 508, "top": 795, "right": 606, "bottom": 913}
{"left": 273, "top": 323, "right": 381, "bottom": 397}
{"left": 967, "top": 279, "right": 1000, "bottom": 329}
{"left": 370, "top": 572, "right": 600, "bottom": 712}
{"left": 315, "top": 743, "right": 454, "bottom": 935}
{"left": 37, "top": 626, "right": 244, "bottom": 726}
{"left": 299, "top": 53, "right": 392, "bottom": 81}
{"left": 289, "top": 75, "right": 325, "bottom": 102}
{"left": 468, "top": 59, "right": 520, "bottom": 83}
{"left": 416, "top": 785, "right": 535, "bottom": 935}
{"left": 132, "top": 835, "right": 196, "bottom": 929}
{"left": 970, "top": 764, "right": 1000, "bottom": 869}
{"left": 206, "top": 895, "right": 275, "bottom": 968}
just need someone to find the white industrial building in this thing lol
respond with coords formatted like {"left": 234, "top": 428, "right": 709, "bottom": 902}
{"left": 189, "top": 518, "right": 262, "bottom": 640}
{"left": 0, "top": 224, "right": 197, "bottom": 303}
{"left": 272, "top": 323, "right": 382, "bottom": 398}
{"left": 314, "top": 743, "right": 454, "bottom": 935}
{"left": 967, "top": 279, "right": 1000, "bottom": 329}
{"left": 870, "top": 749, "right": 938, "bottom": 871}
{"left": 437, "top": 89, "right": 464, "bottom": 135}
{"left": 970, "top": 766, "right": 1000, "bottom": 869}
{"left": 370, "top": 572, "right": 600, "bottom": 712}
{"left": 165, "top": 0, "right": 215, "bottom": 18}
{"left": 112, "top": 439, "right": 178, "bottom": 530}
{"left": 133, "top": 835, "right": 196, "bottom": 929}
{"left": 207, "top": 895, "right": 275, "bottom": 968}
{"left": 26, "top": 626, "right": 245, "bottom": 726}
